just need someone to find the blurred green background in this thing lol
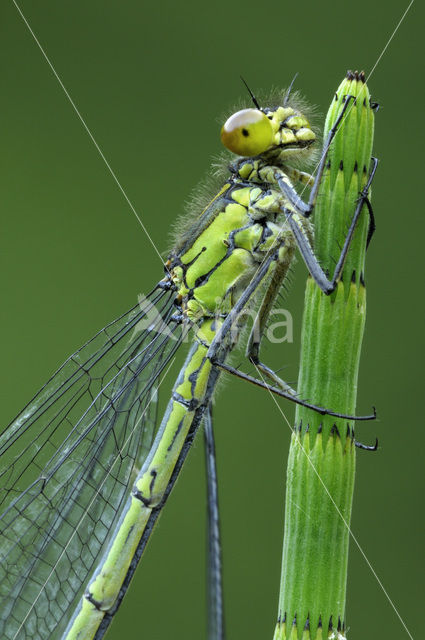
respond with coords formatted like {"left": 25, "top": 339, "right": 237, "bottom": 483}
{"left": 0, "top": 1, "right": 422, "bottom": 638}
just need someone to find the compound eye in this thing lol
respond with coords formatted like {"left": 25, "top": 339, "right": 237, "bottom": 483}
{"left": 221, "top": 108, "right": 273, "bottom": 157}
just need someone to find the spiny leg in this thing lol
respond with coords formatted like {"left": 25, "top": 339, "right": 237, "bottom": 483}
{"left": 246, "top": 256, "right": 297, "bottom": 396}
{"left": 244, "top": 252, "right": 377, "bottom": 418}
{"left": 231, "top": 247, "right": 376, "bottom": 420}
{"left": 203, "top": 405, "right": 225, "bottom": 640}
{"left": 285, "top": 156, "right": 378, "bottom": 294}
{"left": 280, "top": 164, "right": 376, "bottom": 251}
{"left": 213, "top": 361, "right": 376, "bottom": 421}
{"left": 206, "top": 249, "right": 375, "bottom": 420}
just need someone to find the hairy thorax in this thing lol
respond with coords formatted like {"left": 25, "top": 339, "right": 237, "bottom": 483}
{"left": 166, "top": 165, "right": 308, "bottom": 321}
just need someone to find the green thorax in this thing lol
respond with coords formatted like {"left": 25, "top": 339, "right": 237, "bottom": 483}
{"left": 166, "top": 158, "right": 311, "bottom": 322}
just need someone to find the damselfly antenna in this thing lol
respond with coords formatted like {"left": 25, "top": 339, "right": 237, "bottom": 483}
{"left": 240, "top": 75, "right": 261, "bottom": 110}
{"left": 284, "top": 72, "right": 299, "bottom": 106}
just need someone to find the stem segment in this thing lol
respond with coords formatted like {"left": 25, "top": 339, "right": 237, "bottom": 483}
{"left": 273, "top": 71, "right": 375, "bottom": 640}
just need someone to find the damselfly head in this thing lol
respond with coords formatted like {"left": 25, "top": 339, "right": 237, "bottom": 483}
{"left": 221, "top": 103, "right": 315, "bottom": 159}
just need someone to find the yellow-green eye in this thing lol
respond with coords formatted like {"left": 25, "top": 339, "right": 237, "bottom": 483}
{"left": 220, "top": 108, "right": 273, "bottom": 157}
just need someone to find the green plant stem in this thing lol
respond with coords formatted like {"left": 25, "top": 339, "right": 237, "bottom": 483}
{"left": 273, "top": 72, "right": 375, "bottom": 640}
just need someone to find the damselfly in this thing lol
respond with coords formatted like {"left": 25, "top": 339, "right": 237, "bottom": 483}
{"left": 0, "top": 80, "right": 376, "bottom": 640}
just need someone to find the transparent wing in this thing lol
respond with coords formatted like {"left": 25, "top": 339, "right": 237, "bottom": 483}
{"left": 0, "top": 285, "right": 183, "bottom": 640}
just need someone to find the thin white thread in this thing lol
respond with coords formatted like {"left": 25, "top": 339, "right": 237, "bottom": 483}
{"left": 366, "top": 0, "right": 414, "bottom": 82}
{"left": 12, "top": 0, "right": 165, "bottom": 268}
